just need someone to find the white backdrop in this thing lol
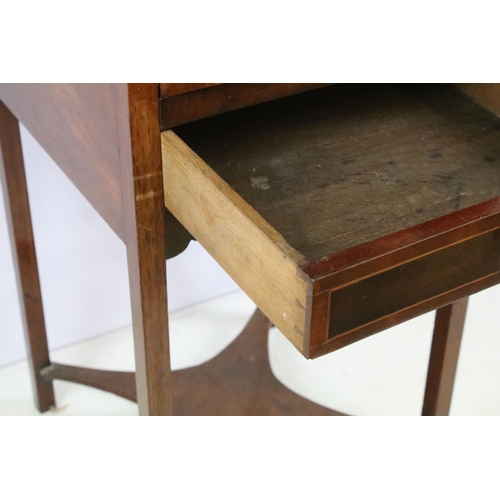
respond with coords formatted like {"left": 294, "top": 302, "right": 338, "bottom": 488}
{"left": 0, "top": 125, "right": 239, "bottom": 368}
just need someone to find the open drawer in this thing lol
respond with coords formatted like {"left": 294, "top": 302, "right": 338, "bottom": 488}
{"left": 162, "top": 84, "right": 500, "bottom": 359}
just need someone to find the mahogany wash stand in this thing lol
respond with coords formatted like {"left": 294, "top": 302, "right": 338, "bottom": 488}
{"left": 1, "top": 83, "right": 500, "bottom": 416}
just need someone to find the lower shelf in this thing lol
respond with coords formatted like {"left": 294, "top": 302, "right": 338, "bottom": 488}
{"left": 42, "top": 310, "right": 343, "bottom": 416}
{"left": 171, "top": 309, "right": 342, "bottom": 416}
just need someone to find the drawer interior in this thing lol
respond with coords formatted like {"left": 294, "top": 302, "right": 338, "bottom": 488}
{"left": 163, "top": 84, "right": 500, "bottom": 358}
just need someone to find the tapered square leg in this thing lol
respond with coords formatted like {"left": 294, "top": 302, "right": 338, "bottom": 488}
{"left": 0, "top": 101, "right": 55, "bottom": 412}
{"left": 422, "top": 297, "right": 468, "bottom": 416}
{"left": 118, "top": 85, "right": 172, "bottom": 415}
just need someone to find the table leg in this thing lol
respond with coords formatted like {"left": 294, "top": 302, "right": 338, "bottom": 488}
{"left": 118, "top": 85, "right": 172, "bottom": 416}
{"left": 0, "top": 101, "right": 55, "bottom": 412}
{"left": 422, "top": 297, "right": 468, "bottom": 416}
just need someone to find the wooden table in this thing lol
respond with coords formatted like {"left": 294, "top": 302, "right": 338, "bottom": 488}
{"left": 1, "top": 83, "right": 500, "bottom": 415}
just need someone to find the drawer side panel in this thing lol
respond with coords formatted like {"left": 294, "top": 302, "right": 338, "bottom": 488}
{"left": 161, "top": 131, "right": 310, "bottom": 353}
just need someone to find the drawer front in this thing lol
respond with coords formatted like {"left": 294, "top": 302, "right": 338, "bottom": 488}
{"left": 329, "top": 229, "right": 500, "bottom": 339}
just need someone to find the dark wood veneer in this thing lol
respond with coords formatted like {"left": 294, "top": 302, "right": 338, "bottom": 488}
{"left": 40, "top": 310, "right": 345, "bottom": 415}
{"left": 118, "top": 84, "right": 172, "bottom": 415}
{"left": 0, "top": 101, "right": 55, "bottom": 411}
{"left": 160, "top": 83, "right": 221, "bottom": 97}
{"left": 161, "top": 83, "right": 332, "bottom": 129}
{"left": 2, "top": 82, "right": 497, "bottom": 415}
{"left": 38, "top": 304, "right": 468, "bottom": 415}
{"left": 328, "top": 228, "right": 500, "bottom": 339}
{"left": 0, "top": 84, "right": 126, "bottom": 238}
{"left": 422, "top": 298, "right": 468, "bottom": 416}
{"left": 176, "top": 84, "right": 500, "bottom": 262}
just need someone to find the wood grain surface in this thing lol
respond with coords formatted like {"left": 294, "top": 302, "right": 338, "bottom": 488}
{"left": 328, "top": 229, "right": 500, "bottom": 338}
{"left": 175, "top": 84, "right": 500, "bottom": 261}
{"left": 162, "top": 130, "right": 310, "bottom": 353}
{"left": 160, "top": 83, "right": 221, "bottom": 97}
{"left": 40, "top": 363, "right": 136, "bottom": 402}
{"left": 37, "top": 304, "right": 468, "bottom": 415}
{"left": 160, "top": 83, "right": 332, "bottom": 129}
{"left": 170, "top": 308, "right": 344, "bottom": 415}
{"left": 40, "top": 310, "right": 346, "bottom": 415}
{"left": 0, "top": 84, "right": 127, "bottom": 238}
{"left": 422, "top": 298, "right": 468, "bottom": 416}
{"left": 118, "top": 84, "right": 172, "bottom": 415}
